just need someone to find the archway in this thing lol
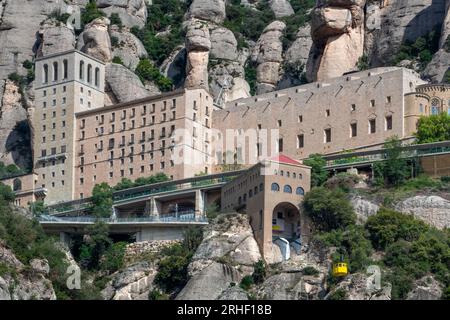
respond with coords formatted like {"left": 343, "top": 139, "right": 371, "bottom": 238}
{"left": 272, "top": 202, "right": 301, "bottom": 241}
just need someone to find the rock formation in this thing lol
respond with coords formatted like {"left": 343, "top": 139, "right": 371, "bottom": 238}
{"left": 325, "top": 273, "right": 391, "bottom": 300}
{"left": 406, "top": 275, "right": 444, "bottom": 300}
{"left": 78, "top": 17, "right": 113, "bottom": 63}
{"left": 307, "top": 0, "right": 366, "bottom": 82}
{"left": 38, "top": 24, "right": 76, "bottom": 57}
{"left": 184, "top": 20, "right": 211, "bottom": 89}
{"left": 0, "top": 243, "right": 56, "bottom": 300}
{"left": 269, "top": 0, "right": 294, "bottom": 18}
{"left": 101, "top": 261, "right": 157, "bottom": 300}
{"left": 252, "top": 21, "right": 286, "bottom": 94}
{"left": 176, "top": 213, "right": 261, "bottom": 300}
{"left": 105, "top": 63, "right": 150, "bottom": 103}
{"left": 96, "top": 0, "right": 148, "bottom": 29}
{"left": 188, "top": 0, "right": 226, "bottom": 24}
{"left": 110, "top": 26, "right": 148, "bottom": 71}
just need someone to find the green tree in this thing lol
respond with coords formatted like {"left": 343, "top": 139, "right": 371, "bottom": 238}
{"left": 79, "top": 221, "right": 112, "bottom": 269}
{"left": 135, "top": 59, "right": 173, "bottom": 92}
{"left": 91, "top": 183, "right": 113, "bottom": 218}
{"left": 415, "top": 113, "right": 450, "bottom": 144}
{"left": 303, "top": 154, "right": 328, "bottom": 187}
{"left": 303, "top": 187, "right": 356, "bottom": 231}
{"left": 81, "top": 1, "right": 105, "bottom": 25}
{"left": 373, "top": 136, "right": 410, "bottom": 187}
{"left": 365, "top": 208, "right": 429, "bottom": 250}
{"left": 0, "top": 183, "right": 15, "bottom": 203}
{"left": 101, "top": 241, "right": 127, "bottom": 274}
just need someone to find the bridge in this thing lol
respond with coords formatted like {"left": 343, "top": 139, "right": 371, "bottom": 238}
{"left": 37, "top": 170, "right": 244, "bottom": 241}
{"left": 322, "top": 140, "right": 450, "bottom": 177}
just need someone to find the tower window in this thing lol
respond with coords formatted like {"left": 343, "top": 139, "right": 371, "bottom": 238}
{"left": 369, "top": 119, "right": 376, "bottom": 134}
{"left": 53, "top": 62, "right": 58, "bottom": 81}
{"left": 350, "top": 123, "right": 357, "bottom": 137}
{"left": 385, "top": 115, "right": 393, "bottom": 131}
{"left": 324, "top": 128, "right": 331, "bottom": 143}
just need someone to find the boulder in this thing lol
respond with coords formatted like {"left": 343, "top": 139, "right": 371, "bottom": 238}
{"left": 78, "top": 17, "right": 112, "bottom": 63}
{"left": 185, "top": 20, "right": 211, "bottom": 52}
{"left": 394, "top": 196, "right": 450, "bottom": 230}
{"left": 39, "top": 25, "right": 76, "bottom": 57}
{"left": 110, "top": 26, "right": 148, "bottom": 70}
{"left": 407, "top": 275, "right": 443, "bottom": 300}
{"left": 176, "top": 262, "right": 241, "bottom": 300}
{"left": 217, "top": 286, "right": 249, "bottom": 300}
{"left": 30, "top": 259, "right": 50, "bottom": 275}
{"left": 105, "top": 63, "right": 150, "bottom": 103}
{"left": 252, "top": 21, "right": 286, "bottom": 94}
{"left": 188, "top": 0, "right": 226, "bottom": 24}
{"left": 210, "top": 27, "right": 238, "bottom": 61}
{"left": 101, "top": 261, "right": 157, "bottom": 300}
{"left": 269, "top": 0, "right": 295, "bottom": 18}
{"left": 185, "top": 51, "right": 209, "bottom": 88}
{"left": 96, "top": 0, "right": 148, "bottom": 29}
{"left": 325, "top": 273, "right": 391, "bottom": 300}
{"left": 350, "top": 195, "right": 380, "bottom": 224}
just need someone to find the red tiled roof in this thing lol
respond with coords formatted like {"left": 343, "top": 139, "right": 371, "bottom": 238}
{"left": 269, "top": 154, "right": 301, "bottom": 165}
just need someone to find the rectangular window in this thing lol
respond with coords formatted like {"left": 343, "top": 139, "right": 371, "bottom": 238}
{"left": 278, "top": 138, "right": 283, "bottom": 152}
{"left": 369, "top": 119, "right": 376, "bottom": 134}
{"left": 350, "top": 123, "right": 357, "bottom": 137}
{"left": 297, "top": 134, "right": 304, "bottom": 148}
{"left": 351, "top": 104, "right": 356, "bottom": 112}
{"left": 370, "top": 100, "right": 375, "bottom": 107}
{"left": 324, "top": 128, "right": 331, "bottom": 143}
{"left": 326, "top": 109, "right": 330, "bottom": 117}
{"left": 385, "top": 115, "right": 393, "bottom": 131}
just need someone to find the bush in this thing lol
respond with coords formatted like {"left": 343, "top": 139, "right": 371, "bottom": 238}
{"left": 244, "top": 62, "right": 257, "bottom": 96}
{"left": 149, "top": 289, "right": 169, "bottom": 300}
{"left": 154, "top": 243, "right": 192, "bottom": 292}
{"left": 78, "top": 221, "right": 112, "bottom": 270}
{"left": 303, "top": 187, "right": 356, "bottom": 231}
{"left": 110, "top": 36, "right": 119, "bottom": 48}
{"left": 327, "top": 288, "right": 347, "bottom": 300}
{"left": 183, "top": 226, "right": 203, "bottom": 252}
{"left": 365, "top": 208, "right": 429, "bottom": 250}
{"left": 240, "top": 275, "right": 254, "bottom": 291}
{"left": 112, "top": 56, "right": 124, "bottom": 65}
{"left": 316, "top": 225, "right": 372, "bottom": 272}
{"left": 135, "top": 59, "right": 173, "bottom": 92}
{"left": 303, "top": 154, "right": 328, "bottom": 187}
{"left": 415, "top": 113, "right": 450, "bottom": 144}
{"left": 324, "top": 173, "right": 361, "bottom": 192}
{"left": 109, "top": 13, "right": 122, "bottom": 29}
{"left": 101, "top": 242, "right": 127, "bottom": 274}
{"left": 302, "top": 266, "right": 320, "bottom": 276}
{"left": 81, "top": 1, "right": 105, "bottom": 26}
{"left": 252, "top": 260, "right": 266, "bottom": 284}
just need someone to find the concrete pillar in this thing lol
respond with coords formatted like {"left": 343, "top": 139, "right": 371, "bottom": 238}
{"left": 195, "top": 190, "right": 205, "bottom": 218}
{"left": 59, "top": 232, "right": 70, "bottom": 247}
{"left": 149, "top": 197, "right": 160, "bottom": 218}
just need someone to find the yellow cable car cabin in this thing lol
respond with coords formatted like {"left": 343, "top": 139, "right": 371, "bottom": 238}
{"left": 332, "top": 262, "right": 348, "bottom": 277}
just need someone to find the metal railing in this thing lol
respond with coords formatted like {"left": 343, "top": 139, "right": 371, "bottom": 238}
{"left": 38, "top": 210, "right": 206, "bottom": 224}
{"left": 324, "top": 140, "right": 450, "bottom": 168}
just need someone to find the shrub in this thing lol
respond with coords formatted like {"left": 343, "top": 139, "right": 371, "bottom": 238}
{"left": 78, "top": 221, "right": 112, "bottom": 269}
{"left": 154, "top": 243, "right": 192, "bottom": 292}
{"left": 252, "top": 260, "right": 266, "bottom": 284}
{"left": 135, "top": 59, "right": 173, "bottom": 92}
{"left": 110, "top": 36, "right": 119, "bottom": 48}
{"left": 357, "top": 54, "right": 370, "bottom": 71}
{"left": 109, "top": 13, "right": 122, "bottom": 29}
{"left": 183, "top": 226, "right": 203, "bottom": 252}
{"left": 327, "top": 288, "right": 347, "bottom": 300}
{"left": 244, "top": 62, "right": 257, "bottom": 96}
{"left": 302, "top": 266, "right": 320, "bottom": 276}
{"left": 303, "top": 187, "right": 356, "bottom": 231}
{"left": 240, "top": 275, "right": 254, "bottom": 291}
{"left": 303, "top": 154, "right": 328, "bottom": 187}
{"left": 365, "top": 208, "right": 429, "bottom": 250}
{"left": 112, "top": 56, "right": 124, "bottom": 65}
{"left": 415, "top": 113, "right": 450, "bottom": 144}
{"left": 324, "top": 173, "right": 361, "bottom": 192}
{"left": 101, "top": 241, "right": 127, "bottom": 274}
{"left": 81, "top": 1, "right": 105, "bottom": 26}
{"left": 22, "top": 60, "right": 33, "bottom": 70}
{"left": 149, "top": 289, "right": 169, "bottom": 300}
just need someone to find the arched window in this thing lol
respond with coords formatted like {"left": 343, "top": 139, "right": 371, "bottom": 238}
{"left": 53, "top": 61, "right": 58, "bottom": 81}
{"left": 283, "top": 185, "right": 292, "bottom": 193}
{"left": 43, "top": 64, "right": 48, "bottom": 83}
{"left": 95, "top": 67, "right": 100, "bottom": 87}
{"left": 87, "top": 64, "right": 92, "bottom": 83}
{"left": 296, "top": 187, "right": 305, "bottom": 195}
{"left": 431, "top": 98, "right": 440, "bottom": 115}
{"left": 249, "top": 189, "right": 253, "bottom": 198}
{"left": 259, "top": 183, "right": 264, "bottom": 192}
{"left": 238, "top": 196, "right": 242, "bottom": 205}
{"left": 271, "top": 183, "right": 280, "bottom": 192}
{"left": 63, "top": 59, "right": 68, "bottom": 79}
{"left": 13, "top": 178, "right": 22, "bottom": 192}
{"left": 79, "top": 61, "right": 84, "bottom": 80}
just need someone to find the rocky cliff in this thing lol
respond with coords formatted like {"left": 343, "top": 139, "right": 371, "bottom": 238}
{"left": 0, "top": 0, "right": 449, "bottom": 167}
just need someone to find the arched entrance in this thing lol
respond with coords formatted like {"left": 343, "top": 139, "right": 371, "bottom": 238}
{"left": 272, "top": 202, "right": 301, "bottom": 241}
